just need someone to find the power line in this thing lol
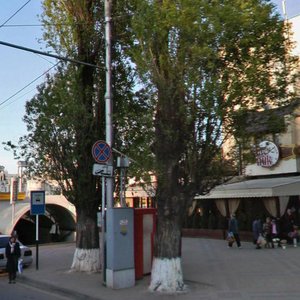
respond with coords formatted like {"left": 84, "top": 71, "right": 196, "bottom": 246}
{"left": 0, "top": 40, "right": 98, "bottom": 69}
{"left": 0, "top": 86, "right": 37, "bottom": 111}
{"left": 0, "top": 62, "right": 59, "bottom": 108}
{"left": 0, "top": 0, "right": 31, "bottom": 28}
{"left": 1, "top": 24, "right": 42, "bottom": 27}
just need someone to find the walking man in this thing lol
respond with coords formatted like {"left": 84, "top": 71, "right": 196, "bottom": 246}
{"left": 228, "top": 214, "right": 241, "bottom": 248}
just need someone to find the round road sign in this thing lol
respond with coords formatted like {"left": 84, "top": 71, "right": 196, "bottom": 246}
{"left": 92, "top": 140, "right": 112, "bottom": 163}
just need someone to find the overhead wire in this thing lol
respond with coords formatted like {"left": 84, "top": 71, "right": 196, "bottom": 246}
{"left": 0, "top": 86, "right": 41, "bottom": 111}
{"left": 0, "top": 62, "right": 60, "bottom": 109}
{"left": 0, "top": 0, "right": 31, "bottom": 29}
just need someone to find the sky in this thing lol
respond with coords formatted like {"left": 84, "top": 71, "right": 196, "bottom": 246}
{"left": 0, "top": 0, "right": 56, "bottom": 174}
{"left": 0, "top": 0, "right": 300, "bottom": 174}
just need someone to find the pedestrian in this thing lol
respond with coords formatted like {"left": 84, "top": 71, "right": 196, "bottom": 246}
{"left": 228, "top": 214, "right": 241, "bottom": 248}
{"left": 49, "top": 222, "right": 60, "bottom": 242}
{"left": 5, "top": 235, "right": 21, "bottom": 284}
{"left": 263, "top": 217, "right": 274, "bottom": 248}
{"left": 252, "top": 216, "right": 262, "bottom": 249}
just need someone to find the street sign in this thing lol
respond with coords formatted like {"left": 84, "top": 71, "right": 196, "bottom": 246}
{"left": 92, "top": 140, "right": 112, "bottom": 163}
{"left": 10, "top": 177, "right": 18, "bottom": 204}
{"left": 30, "top": 190, "right": 45, "bottom": 215}
{"left": 93, "top": 164, "right": 113, "bottom": 177}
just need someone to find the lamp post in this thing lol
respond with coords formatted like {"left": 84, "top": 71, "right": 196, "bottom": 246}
{"left": 282, "top": 0, "right": 287, "bottom": 20}
{"left": 105, "top": 0, "right": 113, "bottom": 209}
{"left": 17, "top": 160, "right": 27, "bottom": 192}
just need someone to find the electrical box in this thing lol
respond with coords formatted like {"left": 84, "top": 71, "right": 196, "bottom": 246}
{"left": 106, "top": 208, "right": 135, "bottom": 289}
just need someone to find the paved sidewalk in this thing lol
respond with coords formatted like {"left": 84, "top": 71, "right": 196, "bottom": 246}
{"left": 14, "top": 239, "right": 300, "bottom": 299}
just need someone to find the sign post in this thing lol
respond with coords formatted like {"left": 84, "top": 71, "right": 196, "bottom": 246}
{"left": 92, "top": 140, "right": 113, "bottom": 284}
{"left": 30, "top": 190, "right": 45, "bottom": 270}
{"left": 10, "top": 177, "right": 18, "bottom": 226}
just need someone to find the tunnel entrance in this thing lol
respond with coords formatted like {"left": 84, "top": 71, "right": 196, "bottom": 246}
{"left": 14, "top": 204, "right": 76, "bottom": 245}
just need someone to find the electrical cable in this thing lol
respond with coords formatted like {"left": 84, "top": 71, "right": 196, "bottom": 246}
{"left": 0, "top": 0, "right": 31, "bottom": 28}
{"left": 0, "top": 86, "right": 38, "bottom": 111}
{"left": 0, "top": 62, "right": 59, "bottom": 109}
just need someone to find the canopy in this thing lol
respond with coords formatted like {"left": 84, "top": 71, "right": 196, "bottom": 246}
{"left": 195, "top": 176, "right": 300, "bottom": 199}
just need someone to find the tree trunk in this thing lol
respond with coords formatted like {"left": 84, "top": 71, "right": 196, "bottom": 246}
{"left": 71, "top": 208, "right": 100, "bottom": 273}
{"left": 149, "top": 180, "right": 186, "bottom": 293}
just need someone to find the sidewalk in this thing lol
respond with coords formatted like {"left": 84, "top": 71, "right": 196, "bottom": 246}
{"left": 18, "top": 238, "right": 300, "bottom": 299}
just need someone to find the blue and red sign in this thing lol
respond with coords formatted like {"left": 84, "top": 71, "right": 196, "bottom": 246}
{"left": 92, "top": 140, "right": 112, "bottom": 163}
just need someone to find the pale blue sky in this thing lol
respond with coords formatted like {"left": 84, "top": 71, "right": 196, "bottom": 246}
{"left": 0, "top": 0, "right": 300, "bottom": 174}
{"left": 0, "top": 0, "right": 56, "bottom": 173}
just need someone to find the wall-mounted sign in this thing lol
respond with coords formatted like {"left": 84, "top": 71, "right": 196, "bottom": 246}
{"left": 120, "top": 219, "right": 128, "bottom": 235}
{"left": 256, "top": 141, "right": 280, "bottom": 168}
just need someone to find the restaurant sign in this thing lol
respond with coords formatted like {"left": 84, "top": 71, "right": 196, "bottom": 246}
{"left": 255, "top": 140, "right": 280, "bottom": 168}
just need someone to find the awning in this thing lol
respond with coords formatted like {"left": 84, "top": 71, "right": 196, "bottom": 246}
{"left": 195, "top": 176, "right": 300, "bottom": 199}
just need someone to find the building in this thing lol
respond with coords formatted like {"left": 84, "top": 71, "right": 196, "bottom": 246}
{"left": 196, "top": 99, "right": 300, "bottom": 237}
{"left": 0, "top": 164, "right": 76, "bottom": 244}
{"left": 193, "top": 13, "right": 300, "bottom": 237}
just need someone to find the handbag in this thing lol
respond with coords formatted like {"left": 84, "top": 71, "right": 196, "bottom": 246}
{"left": 227, "top": 232, "right": 235, "bottom": 243}
{"left": 18, "top": 258, "right": 23, "bottom": 274}
{"left": 257, "top": 235, "right": 266, "bottom": 246}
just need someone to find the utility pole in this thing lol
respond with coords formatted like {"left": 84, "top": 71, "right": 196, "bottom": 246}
{"left": 105, "top": 0, "right": 114, "bottom": 209}
{"left": 282, "top": 0, "right": 288, "bottom": 21}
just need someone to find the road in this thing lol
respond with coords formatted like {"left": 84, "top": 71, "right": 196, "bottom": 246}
{"left": 0, "top": 273, "right": 70, "bottom": 300}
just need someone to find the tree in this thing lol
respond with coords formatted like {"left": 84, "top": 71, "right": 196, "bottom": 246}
{"left": 8, "top": 0, "right": 152, "bottom": 273}
{"left": 116, "top": 0, "right": 298, "bottom": 292}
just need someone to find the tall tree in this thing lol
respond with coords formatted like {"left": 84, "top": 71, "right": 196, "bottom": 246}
{"left": 116, "top": 0, "right": 298, "bottom": 292}
{"left": 9, "top": 0, "right": 151, "bottom": 273}
{"left": 35, "top": 0, "right": 103, "bottom": 272}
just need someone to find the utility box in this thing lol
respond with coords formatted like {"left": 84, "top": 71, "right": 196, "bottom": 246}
{"left": 134, "top": 208, "right": 156, "bottom": 279}
{"left": 106, "top": 208, "right": 135, "bottom": 289}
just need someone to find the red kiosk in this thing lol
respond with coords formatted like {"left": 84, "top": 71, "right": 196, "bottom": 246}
{"left": 134, "top": 208, "right": 156, "bottom": 279}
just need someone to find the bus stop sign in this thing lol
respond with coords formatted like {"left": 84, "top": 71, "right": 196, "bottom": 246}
{"left": 30, "top": 191, "right": 45, "bottom": 215}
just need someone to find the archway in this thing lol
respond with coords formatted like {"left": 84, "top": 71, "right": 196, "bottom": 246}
{"left": 14, "top": 204, "right": 76, "bottom": 245}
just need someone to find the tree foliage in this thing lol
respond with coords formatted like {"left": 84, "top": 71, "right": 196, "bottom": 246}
{"left": 117, "top": 0, "right": 298, "bottom": 195}
{"left": 115, "top": 0, "right": 299, "bottom": 292}
{"left": 7, "top": 0, "right": 153, "bottom": 272}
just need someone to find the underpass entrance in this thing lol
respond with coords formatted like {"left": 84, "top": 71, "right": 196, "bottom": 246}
{"left": 14, "top": 204, "right": 76, "bottom": 245}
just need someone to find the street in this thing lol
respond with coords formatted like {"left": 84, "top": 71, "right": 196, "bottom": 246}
{"left": 0, "top": 273, "right": 70, "bottom": 300}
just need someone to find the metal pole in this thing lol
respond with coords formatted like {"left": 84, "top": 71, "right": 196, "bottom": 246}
{"left": 101, "top": 176, "right": 106, "bottom": 284}
{"left": 105, "top": 0, "right": 113, "bottom": 209}
{"left": 36, "top": 215, "right": 39, "bottom": 270}
{"left": 120, "top": 168, "right": 124, "bottom": 206}
{"left": 282, "top": 0, "right": 288, "bottom": 21}
{"left": 12, "top": 202, "right": 15, "bottom": 226}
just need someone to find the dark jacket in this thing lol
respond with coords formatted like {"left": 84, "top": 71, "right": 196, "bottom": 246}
{"left": 252, "top": 219, "right": 262, "bottom": 240}
{"left": 5, "top": 241, "right": 21, "bottom": 273}
{"left": 228, "top": 217, "right": 239, "bottom": 234}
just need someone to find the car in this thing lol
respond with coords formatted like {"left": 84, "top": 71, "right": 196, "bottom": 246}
{"left": 0, "top": 235, "right": 33, "bottom": 270}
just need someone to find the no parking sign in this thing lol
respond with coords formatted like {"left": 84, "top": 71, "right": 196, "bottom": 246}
{"left": 92, "top": 140, "right": 112, "bottom": 163}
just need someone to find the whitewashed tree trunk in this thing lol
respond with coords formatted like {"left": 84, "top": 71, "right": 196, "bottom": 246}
{"left": 149, "top": 193, "right": 186, "bottom": 293}
{"left": 71, "top": 248, "right": 101, "bottom": 273}
{"left": 149, "top": 257, "right": 186, "bottom": 293}
{"left": 70, "top": 208, "right": 100, "bottom": 273}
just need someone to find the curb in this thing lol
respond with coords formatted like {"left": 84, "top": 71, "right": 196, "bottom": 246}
{"left": 18, "top": 275, "right": 103, "bottom": 300}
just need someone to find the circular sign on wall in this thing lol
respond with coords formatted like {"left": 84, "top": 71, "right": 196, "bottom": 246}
{"left": 256, "top": 140, "right": 280, "bottom": 168}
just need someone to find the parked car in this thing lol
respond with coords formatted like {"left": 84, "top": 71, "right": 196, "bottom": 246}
{"left": 0, "top": 235, "right": 33, "bottom": 270}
